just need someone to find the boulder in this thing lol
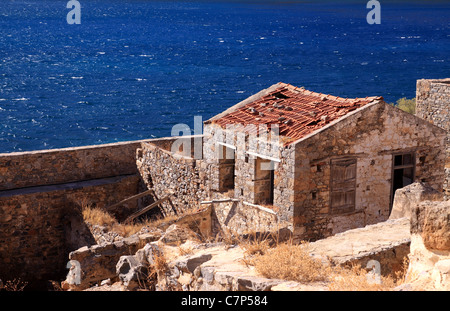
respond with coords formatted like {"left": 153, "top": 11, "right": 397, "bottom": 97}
{"left": 390, "top": 182, "right": 442, "bottom": 220}
{"left": 159, "top": 224, "right": 201, "bottom": 245}
{"left": 410, "top": 200, "right": 450, "bottom": 251}
{"left": 173, "top": 253, "right": 213, "bottom": 274}
{"left": 62, "top": 233, "right": 159, "bottom": 290}
{"left": 403, "top": 200, "right": 450, "bottom": 290}
{"left": 116, "top": 255, "right": 148, "bottom": 289}
{"left": 135, "top": 243, "right": 163, "bottom": 266}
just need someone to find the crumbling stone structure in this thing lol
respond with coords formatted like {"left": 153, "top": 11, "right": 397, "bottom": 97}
{"left": 140, "top": 82, "right": 447, "bottom": 242}
{"left": 416, "top": 78, "right": 450, "bottom": 198}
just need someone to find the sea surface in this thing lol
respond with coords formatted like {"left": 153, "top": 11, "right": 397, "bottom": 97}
{"left": 0, "top": 0, "right": 449, "bottom": 153}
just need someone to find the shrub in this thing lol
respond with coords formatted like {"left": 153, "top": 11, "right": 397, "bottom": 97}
{"left": 249, "top": 236, "right": 408, "bottom": 290}
{"left": 391, "top": 97, "right": 416, "bottom": 114}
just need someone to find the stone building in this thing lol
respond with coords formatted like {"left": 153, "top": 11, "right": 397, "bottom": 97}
{"left": 415, "top": 78, "right": 450, "bottom": 198}
{"left": 138, "top": 82, "right": 447, "bottom": 241}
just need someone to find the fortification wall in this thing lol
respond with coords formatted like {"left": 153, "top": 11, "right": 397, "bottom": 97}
{"left": 416, "top": 78, "right": 450, "bottom": 198}
{"left": 0, "top": 140, "right": 150, "bottom": 191}
{"left": 0, "top": 139, "right": 160, "bottom": 287}
{"left": 0, "top": 175, "right": 140, "bottom": 286}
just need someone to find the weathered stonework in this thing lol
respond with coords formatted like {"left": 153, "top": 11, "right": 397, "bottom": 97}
{"left": 406, "top": 200, "right": 450, "bottom": 290}
{"left": 416, "top": 78, "right": 450, "bottom": 198}
{"left": 63, "top": 233, "right": 160, "bottom": 290}
{"left": 201, "top": 100, "right": 446, "bottom": 242}
{"left": 136, "top": 138, "right": 212, "bottom": 216}
{"left": 0, "top": 174, "right": 140, "bottom": 287}
{"left": 210, "top": 200, "right": 289, "bottom": 236}
{"left": 291, "top": 101, "right": 446, "bottom": 241}
{"left": 0, "top": 140, "right": 152, "bottom": 191}
{"left": 0, "top": 139, "right": 160, "bottom": 287}
{"left": 202, "top": 123, "right": 293, "bottom": 214}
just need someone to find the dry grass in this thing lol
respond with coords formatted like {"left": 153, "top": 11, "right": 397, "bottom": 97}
{"left": 215, "top": 227, "right": 241, "bottom": 247}
{"left": 241, "top": 231, "right": 272, "bottom": 256}
{"left": 82, "top": 205, "right": 117, "bottom": 227}
{"left": 328, "top": 264, "right": 397, "bottom": 291}
{"left": 178, "top": 244, "right": 195, "bottom": 256}
{"left": 136, "top": 252, "right": 181, "bottom": 291}
{"left": 252, "top": 240, "right": 331, "bottom": 283}
{"left": 329, "top": 255, "right": 409, "bottom": 291}
{"left": 82, "top": 204, "right": 167, "bottom": 238}
{"left": 111, "top": 218, "right": 156, "bottom": 237}
{"left": 244, "top": 233, "right": 408, "bottom": 291}
{"left": 1, "top": 278, "right": 28, "bottom": 291}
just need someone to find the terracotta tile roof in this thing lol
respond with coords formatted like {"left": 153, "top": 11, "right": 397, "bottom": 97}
{"left": 207, "top": 82, "right": 383, "bottom": 145}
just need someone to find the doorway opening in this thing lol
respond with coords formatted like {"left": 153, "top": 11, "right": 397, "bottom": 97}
{"left": 218, "top": 145, "right": 236, "bottom": 192}
{"left": 254, "top": 157, "right": 274, "bottom": 205}
{"left": 391, "top": 152, "right": 415, "bottom": 213}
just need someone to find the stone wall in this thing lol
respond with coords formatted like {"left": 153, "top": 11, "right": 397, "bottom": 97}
{"left": 415, "top": 78, "right": 450, "bottom": 198}
{"left": 292, "top": 101, "right": 446, "bottom": 241}
{"left": 0, "top": 138, "right": 168, "bottom": 288}
{"left": 210, "top": 200, "right": 288, "bottom": 236}
{"left": 136, "top": 139, "right": 212, "bottom": 216}
{"left": 0, "top": 140, "right": 152, "bottom": 191}
{"left": 202, "top": 123, "right": 294, "bottom": 216}
{"left": 0, "top": 174, "right": 140, "bottom": 287}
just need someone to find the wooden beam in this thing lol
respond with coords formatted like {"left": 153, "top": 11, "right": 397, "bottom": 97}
{"left": 106, "top": 189, "right": 154, "bottom": 211}
{"left": 200, "top": 198, "right": 240, "bottom": 204}
{"left": 124, "top": 196, "right": 170, "bottom": 223}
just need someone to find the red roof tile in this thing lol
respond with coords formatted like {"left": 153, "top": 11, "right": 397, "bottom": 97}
{"left": 207, "top": 83, "right": 382, "bottom": 145}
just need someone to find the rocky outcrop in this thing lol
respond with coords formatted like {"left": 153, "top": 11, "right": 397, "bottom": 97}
{"left": 411, "top": 200, "right": 450, "bottom": 251}
{"left": 159, "top": 224, "right": 202, "bottom": 246}
{"left": 404, "top": 200, "right": 450, "bottom": 290}
{"left": 306, "top": 217, "right": 411, "bottom": 277}
{"left": 62, "top": 182, "right": 449, "bottom": 292}
{"left": 62, "top": 233, "right": 160, "bottom": 290}
{"left": 116, "top": 243, "right": 163, "bottom": 290}
{"left": 114, "top": 240, "right": 322, "bottom": 291}
{"left": 390, "top": 182, "right": 442, "bottom": 220}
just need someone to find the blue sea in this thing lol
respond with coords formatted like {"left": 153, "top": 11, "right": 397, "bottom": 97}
{"left": 0, "top": 0, "right": 448, "bottom": 153}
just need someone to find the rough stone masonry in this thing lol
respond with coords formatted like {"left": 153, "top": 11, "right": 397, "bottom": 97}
{"left": 416, "top": 78, "right": 450, "bottom": 199}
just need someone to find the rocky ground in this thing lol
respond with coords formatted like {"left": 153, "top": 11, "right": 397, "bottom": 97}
{"left": 62, "top": 182, "right": 449, "bottom": 291}
{"left": 81, "top": 226, "right": 329, "bottom": 292}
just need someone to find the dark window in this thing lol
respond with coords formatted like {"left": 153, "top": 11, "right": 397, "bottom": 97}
{"left": 218, "top": 145, "right": 235, "bottom": 192}
{"left": 391, "top": 152, "right": 415, "bottom": 211}
{"left": 330, "top": 158, "right": 357, "bottom": 214}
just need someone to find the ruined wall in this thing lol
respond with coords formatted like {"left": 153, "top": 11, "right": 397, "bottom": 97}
{"left": 210, "top": 200, "right": 284, "bottom": 236}
{"left": 407, "top": 200, "right": 450, "bottom": 290}
{"left": 202, "top": 123, "right": 294, "bottom": 215}
{"left": 416, "top": 78, "right": 450, "bottom": 198}
{"left": 136, "top": 139, "right": 212, "bottom": 215}
{"left": 0, "top": 174, "right": 140, "bottom": 286}
{"left": 0, "top": 139, "right": 161, "bottom": 287}
{"left": 0, "top": 140, "right": 149, "bottom": 191}
{"left": 293, "top": 101, "right": 446, "bottom": 241}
